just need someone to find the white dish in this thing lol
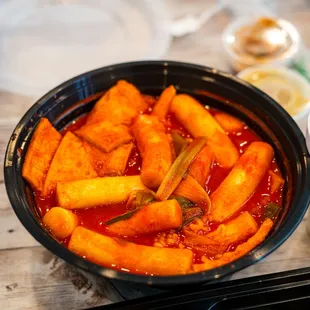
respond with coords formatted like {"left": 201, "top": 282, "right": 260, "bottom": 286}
{"left": 222, "top": 16, "right": 300, "bottom": 72}
{"left": 0, "top": 0, "right": 171, "bottom": 98}
{"left": 238, "top": 65, "right": 310, "bottom": 132}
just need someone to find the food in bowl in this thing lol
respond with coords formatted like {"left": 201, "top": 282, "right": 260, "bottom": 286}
{"left": 222, "top": 16, "right": 300, "bottom": 72}
{"left": 22, "top": 80, "right": 284, "bottom": 276}
{"left": 238, "top": 65, "right": 310, "bottom": 121}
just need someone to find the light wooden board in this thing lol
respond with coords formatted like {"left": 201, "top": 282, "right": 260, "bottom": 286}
{"left": 1, "top": 1, "right": 310, "bottom": 309}
{"left": 0, "top": 184, "right": 39, "bottom": 249}
{"left": 0, "top": 91, "right": 35, "bottom": 166}
{"left": 0, "top": 98, "right": 41, "bottom": 249}
{"left": 0, "top": 247, "right": 117, "bottom": 310}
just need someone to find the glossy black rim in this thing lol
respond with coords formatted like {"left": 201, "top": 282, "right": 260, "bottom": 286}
{"left": 4, "top": 61, "right": 310, "bottom": 287}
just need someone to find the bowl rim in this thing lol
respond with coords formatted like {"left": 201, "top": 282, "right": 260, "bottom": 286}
{"left": 4, "top": 60, "right": 310, "bottom": 286}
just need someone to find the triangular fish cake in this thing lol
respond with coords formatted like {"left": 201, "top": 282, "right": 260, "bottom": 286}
{"left": 86, "top": 80, "right": 148, "bottom": 126}
{"left": 86, "top": 95, "right": 136, "bottom": 126}
{"left": 42, "top": 131, "right": 97, "bottom": 196}
{"left": 22, "top": 118, "right": 62, "bottom": 192}
{"left": 83, "top": 141, "right": 133, "bottom": 177}
{"left": 75, "top": 121, "right": 132, "bottom": 153}
{"left": 111, "top": 80, "right": 148, "bottom": 112}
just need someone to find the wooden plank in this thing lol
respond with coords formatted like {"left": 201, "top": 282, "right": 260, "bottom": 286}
{"left": 0, "top": 91, "right": 35, "bottom": 169}
{"left": 0, "top": 99, "right": 41, "bottom": 249}
{"left": 0, "top": 91, "right": 34, "bottom": 120}
{"left": 0, "top": 247, "right": 118, "bottom": 310}
{"left": 0, "top": 118, "right": 21, "bottom": 174}
{"left": 0, "top": 184, "right": 39, "bottom": 249}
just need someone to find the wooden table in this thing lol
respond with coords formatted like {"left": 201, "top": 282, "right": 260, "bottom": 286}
{"left": 1, "top": 1, "right": 310, "bottom": 309}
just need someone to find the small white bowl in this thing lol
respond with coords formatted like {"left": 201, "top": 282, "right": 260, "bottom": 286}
{"left": 238, "top": 65, "right": 310, "bottom": 123}
{"left": 222, "top": 16, "right": 301, "bottom": 72}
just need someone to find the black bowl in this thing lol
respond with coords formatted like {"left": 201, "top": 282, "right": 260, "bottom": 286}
{"left": 4, "top": 61, "right": 310, "bottom": 287}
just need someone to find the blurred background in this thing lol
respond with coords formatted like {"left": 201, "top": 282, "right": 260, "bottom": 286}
{"left": 0, "top": 1, "right": 309, "bottom": 91}
{"left": 1, "top": 0, "right": 310, "bottom": 132}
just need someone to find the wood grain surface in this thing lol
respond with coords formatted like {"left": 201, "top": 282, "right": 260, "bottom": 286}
{"left": 1, "top": 1, "right": 310, "bottom": 309}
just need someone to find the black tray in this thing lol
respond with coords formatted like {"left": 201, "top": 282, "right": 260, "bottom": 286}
{"left": 5, "top": 61, "right": 310, "bottom": 287}
{"left": 93, "top": 267, "right": 310, "bottom": 309}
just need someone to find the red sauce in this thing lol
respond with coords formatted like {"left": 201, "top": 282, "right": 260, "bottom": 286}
{"left": 35, "top": 102, "right": 283, "bottom": 274}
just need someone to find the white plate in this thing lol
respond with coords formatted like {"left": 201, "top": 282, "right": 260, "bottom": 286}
{"left": 238, "top": 64, "right": 310, "bottom": 135}
{"left": 0, "top": 0, "right": 171, "bottom": 98}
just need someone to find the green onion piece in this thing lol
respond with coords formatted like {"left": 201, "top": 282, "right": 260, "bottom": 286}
{"left": 292, "top": 59, "right": 310, "bottom": 82}
{"left": 136, "top": 191, "right": 156, "bottom": 205}
{"left": 171, "top": 131, "right": 188, "bottom": 156}
{"left": 264, "top": 202, "right": 281, "bottom": 220}
{"left": 157, "top": 137, "right": 207, "bottom": 200}
{"left": 173, "top": 175, "right": 211, "bottom": 212}
{"left": 105, "top": 208, "right": 142, "bottom": 226}
{"left": 183, "top": 207, "right": 203, "bottom": 222}
{"left": 107, "top": 190, "right": 156, "bottom": 225}
{"left": 176, "top": 207, "right": 203, "bottom": 232}
{"left": 170, "top": 196, "right": 195, "bottom": 209}
{"left": 126, "top": 190, "right": 156, "bottom": 209}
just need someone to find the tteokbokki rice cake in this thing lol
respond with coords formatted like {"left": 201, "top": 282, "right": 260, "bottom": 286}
{"left": 22, "top": 80, "right": 284, "bottom": 275}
